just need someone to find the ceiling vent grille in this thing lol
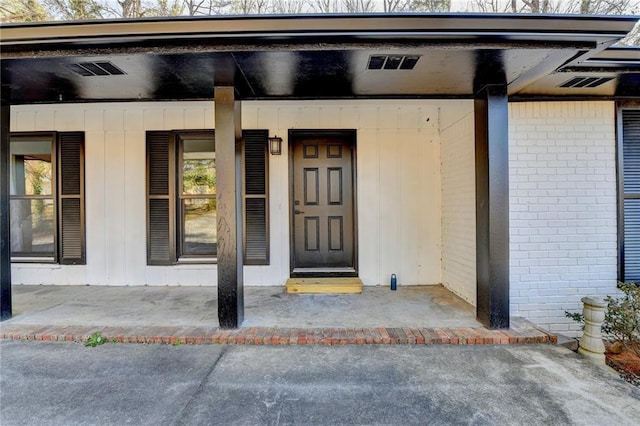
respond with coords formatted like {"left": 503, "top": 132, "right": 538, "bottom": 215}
{"left": 368, "top": 55, "right": 420, "bottom": 70}
{"left": 67, "top": 61, "right": 126, "bottom": 77}
{"left": 559, "top": 76, "right": 614, "bottom": 88}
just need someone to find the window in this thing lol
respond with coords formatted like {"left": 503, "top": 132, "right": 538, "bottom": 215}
{"left": 620, "top": 109, "right": 640, "bottom": 281}
{"left": 146, "top": 130, "right": 268, "bottom": 265}
{"left": 10, "top": 132, "right": 85, "bottom": 264}
{"left": 179, "top": 133, "right": 217, "bottom": 258}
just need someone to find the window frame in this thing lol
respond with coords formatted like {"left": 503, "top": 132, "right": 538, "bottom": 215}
{"left": 617, "top": 102, "right": 640, "bottom": 282}
{"left": 175, "top": 130, "right": 217, "bottom": 262}
{"left": 9, "top": 132, "right": 58, "bottom": 262}
{"left": 146, "top": 129, "right": 270, "bottom": 266}
{"left": 9, "top": 131, "right": 85, "bottom": 265}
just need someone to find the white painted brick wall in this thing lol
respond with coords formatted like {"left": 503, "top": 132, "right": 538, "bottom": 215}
{"left": 440, "top": 101, "right": 476, "bottom": 305}
{"left": 509, "top": 101, "right": 618, "bottom": 336}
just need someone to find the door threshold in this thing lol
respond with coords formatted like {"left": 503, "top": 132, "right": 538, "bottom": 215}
{"left": 286, "top": 277, "right": 363, "bottom": 294}
{"left": 291, "top": 267, "right": 357, "bottom": 278}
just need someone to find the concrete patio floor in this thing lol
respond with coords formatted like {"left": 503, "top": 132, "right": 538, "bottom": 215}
{"left": 0, "top": 284, "right": 555, "bottom": 345}
{"left": 5, "top": 284, "right": 481, "bottom": 329}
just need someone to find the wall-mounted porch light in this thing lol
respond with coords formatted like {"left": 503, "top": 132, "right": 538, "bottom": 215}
{"left": 269, "top": 136, "right": 283, "bottom": 155}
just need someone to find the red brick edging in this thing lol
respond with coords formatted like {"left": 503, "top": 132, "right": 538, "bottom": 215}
{"left": 0, "top": 323, "right": 557, "bottom": 346}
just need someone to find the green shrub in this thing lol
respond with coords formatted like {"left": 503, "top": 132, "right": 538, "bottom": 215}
{"left": 602, "top": 282, "right": 640, "bottom": 357}
{"left": 564, "top": 310, "right": 584, "bottom": 329}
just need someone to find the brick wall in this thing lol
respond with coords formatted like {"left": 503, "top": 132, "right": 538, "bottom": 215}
{"left": 509, "top": 101, "right": 618, "bottom": 336}
{"left": 440, "top": 102, "right": 476, "bottom": 305}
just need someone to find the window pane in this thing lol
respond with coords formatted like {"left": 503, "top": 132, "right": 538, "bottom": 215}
{"left": 182, "top": 138, "right": 215, "bottom": 195}
{"left": 10, "top": 199, "right": 55, "bottom": 255}
{"left": 182, "top": 198, "right": 217, "bottom": 256}
{"left": 10, "top": 140, "right": 53, "bottom": 196}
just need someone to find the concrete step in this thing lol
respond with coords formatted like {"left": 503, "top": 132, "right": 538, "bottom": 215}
{"left": 285, "top": 277, "right": 363, "bottom": 294}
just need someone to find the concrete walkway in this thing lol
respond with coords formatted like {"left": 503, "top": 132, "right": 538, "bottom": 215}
{"left": 1, "top": 341, "right": 639, "bottom": 425}
{"left": 0, "top": 285, "right": 555, "bottom": 345}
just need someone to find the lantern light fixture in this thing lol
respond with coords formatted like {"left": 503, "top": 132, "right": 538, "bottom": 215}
{"left": 269, "top": 136, "right": 283, "bottom": 155}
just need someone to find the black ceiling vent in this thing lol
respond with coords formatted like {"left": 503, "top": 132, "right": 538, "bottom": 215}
{"left": 67, "top": 61, "right": 126, "bottom": 77}
{"left": 368, "top": 55, "right": 420, "bottom": 70}
{"left": 559, "top": 76, "right": 614, "bottom": 88}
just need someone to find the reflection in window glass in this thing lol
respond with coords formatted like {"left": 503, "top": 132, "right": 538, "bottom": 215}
{"left": 182, "top": 139, "right": 216, "bottom": 195}
{"left": 182, "top": 198, "right": 217, "bottom": 255}
{"left": 10, "top": 138, "right": 55, "bottom": 258}
{"left": 10, "top": 199, "right": 55, "bottom": 255}
{"left": 10, "top": 140, "right": 52, "bottom": 196}
{"left": 180, "top": 135, "right": 216, "bottom": 257}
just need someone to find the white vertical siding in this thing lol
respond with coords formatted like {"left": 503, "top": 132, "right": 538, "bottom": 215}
{"left": 251, "top": 100, "right": 443, "bottom": 287}
{"left": 399, "top": 129, "right": 420, "bottom": 285}
{"left": 35, "top": 110, "right": 55, "bottom": 131}
{"left": 85, "top": 131, "right": 106, "bottom": 285}
{"left": 105, "top": 129, "right": 127, "bottom": 284}
{"left": 417, "top": 110, "right": 442, "bottom": 284}
{"left": 124, "top": 131, "right": 147, "bottom": 285}
{"left": 378, "top": 127, "right": 402, "bottom": 284}
{"left": 11, "top": 100, "right": 444, "bottom": 287}
{"left": 440, "top": 101, "right": 477, "bottom": 305}
{"left": 356, "top": 127, "right": 380, "bottom": 286}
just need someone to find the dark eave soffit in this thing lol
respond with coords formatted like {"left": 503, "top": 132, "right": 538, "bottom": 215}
{"left": 1, "top": 14, "right": 638, "bottom": 103}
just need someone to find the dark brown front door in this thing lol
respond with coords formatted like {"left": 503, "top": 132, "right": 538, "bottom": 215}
{"left": 291, "top": 132, "right": 355, "bottom": 272}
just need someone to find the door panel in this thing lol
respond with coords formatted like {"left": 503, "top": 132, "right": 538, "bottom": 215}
{"left": 292, "top": 135, "right": 354, "bottom": 269}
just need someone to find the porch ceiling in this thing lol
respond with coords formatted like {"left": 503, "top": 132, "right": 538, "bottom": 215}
{"left": 1, "top": 14, "right": 639, "bottom": 104}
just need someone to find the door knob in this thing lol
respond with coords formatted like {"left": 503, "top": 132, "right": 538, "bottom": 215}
{"left": 294, "top": 210, "right": 305, "bottom": 214}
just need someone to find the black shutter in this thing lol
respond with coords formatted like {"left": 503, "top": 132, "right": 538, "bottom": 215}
{"left": 623, "top": 110, "right": 640, "bottom": 281}
{"left": 58, "top": 132, "right": 85, "bottom": 264}
{"left": 147, "top": 131, "right": 175, "bottom": 265}
{"left": 243, "top": 130, "right": 269, "bottom": 264}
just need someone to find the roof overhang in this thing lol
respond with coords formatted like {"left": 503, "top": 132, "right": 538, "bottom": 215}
{"left": 1, "top": 13, "right": 639, "bottom": 104}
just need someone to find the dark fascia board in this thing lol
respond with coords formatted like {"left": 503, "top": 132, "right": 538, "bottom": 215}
{"left": 576, "top": 46, "right": 640, "bottom": 70}
{"left": 554, "top": 45, "right": 640, "bottom": 74}
{"left": 1, "top": 13, "right": 637, "bottom": 53}
{"left": 594, "top": 46, "right": 640, "bottom": 58}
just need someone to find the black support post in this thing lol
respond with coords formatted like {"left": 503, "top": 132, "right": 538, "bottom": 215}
{"left": 475, "top": 83, "right": 509, "bottom": 329}
{"left": 215, "top": 86, "right": 244, "bottom": 328}
{"left": 1, "top": 82, "right": 12, "bottom": 321}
